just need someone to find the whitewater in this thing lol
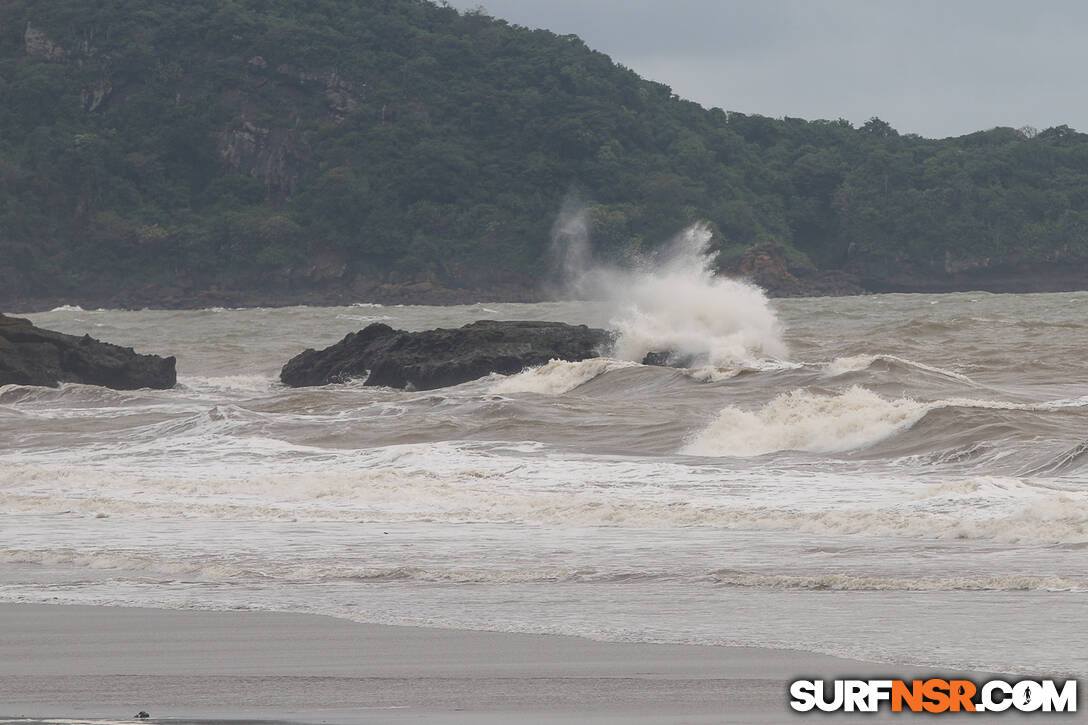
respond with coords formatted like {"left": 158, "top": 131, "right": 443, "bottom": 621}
{"left": 2, "top": 256, "right": 1087, "bottom": 677}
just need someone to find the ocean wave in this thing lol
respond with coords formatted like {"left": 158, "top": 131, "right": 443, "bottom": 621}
{"left": 177, "top": 375, "right": 278, "bottom": 395}
{"left": 0, "top": 550, "right": 670, "bottom": 585}
{"left": 682, "top": 386, "right": 928, "bottom": 456}
{"left": 939, "top": 396, "right": 1088, "bottom": 412}
{"left": 722, "top": 480, "right": 1088, "bottom": 545}
{"left": 0, "top": 381, "right": 169, "bottom": 409}
{"left": 681, "top": 359, "right": 806, "bottom": 383}
{"left": 708, "top": 571, "right": 1086, "bottom": 592}
{"left": 335, "top": 313, "right": 394, "bottom": 323}
{"left": 0, "top": 549, "right": 256, "bottom": 580}
{"left": 824, "top": 354, "right": 973, "bottom": 383}
{"left": 1023, "top": 439, "right": 1088, "bottom": 475}
{"left": 2, "top": 547, "right": 1082, "bottom": 592}
{"left": 3, "top": 464, "right": 1085, "bottom": 545}
{"left": 682, "top": 366, "right": 741, "bottom": 382}
{"left": 489, "top": 358, "right": 637, "bottom": 394}
{"left": 684, "top": 386, "right": 1088, "bottom": 458}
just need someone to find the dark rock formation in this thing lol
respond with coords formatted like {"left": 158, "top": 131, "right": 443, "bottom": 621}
{"left": 24, "top": 21, "right": 68, "bottom": 62}
{"left": 217, "top": 120, "right": 310, "bottom": 198}
{"left": 281, "top": 320, "right": 613, "bottom": 390}
{"left": 0, "top": 313, "right": 176, "bottom": 389}
{"left": 640, "top": 351, "right": 699, "bottom": 368}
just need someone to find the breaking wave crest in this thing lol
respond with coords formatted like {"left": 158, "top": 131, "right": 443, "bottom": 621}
{"left": 490, "top": 358, "right": 637, "bottom": 394}
{"left": 1025, "top": 439, "right": 1088, "bottom": 475}
{"left": 683, "top": 386, "right": 928, "bottom": 456}
{"left": 824, "top": 354, "right": 973, "bottom": 383}
{"left": 684, "top": 386, "right": 1088, "bottom": 458}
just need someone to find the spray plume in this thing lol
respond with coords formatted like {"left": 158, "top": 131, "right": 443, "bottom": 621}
{"left": 549, "top": 204, "right": 787, "bottom": 367}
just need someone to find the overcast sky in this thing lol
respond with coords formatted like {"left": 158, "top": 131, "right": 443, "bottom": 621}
{"left": 445, "top": 0, "right": 1086, "bottom": 139}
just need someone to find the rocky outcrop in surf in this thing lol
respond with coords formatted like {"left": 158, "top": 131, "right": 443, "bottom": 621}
{"left": 280, "top": 320, "right": 613, "bottom": 390}
{"left": 0, "top": 313, "right": 176, "bottom": 389}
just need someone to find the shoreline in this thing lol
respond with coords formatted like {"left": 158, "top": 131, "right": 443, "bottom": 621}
{"left": 9, "top": 264, "right": 1088, "bottom": 314}
{"left": 8, "top": 284, "right": 1088, "bottom": 316}
{"left": 0, "top": 602, "right": 1053, "bottom": 724}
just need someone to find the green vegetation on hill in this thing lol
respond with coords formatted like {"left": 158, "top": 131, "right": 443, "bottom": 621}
{"left": 2, "top": 0, "right": 1088, "bottom": 304}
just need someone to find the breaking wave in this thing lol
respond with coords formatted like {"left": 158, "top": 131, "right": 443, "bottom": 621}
{"left": 552, "top": 212, "right": 788, "bottom": 367}
{"left": 0, "top": 548, "right": 1083, "bottom": 592}
{"left": 824, "top": 354, "right": 973, "bottom": 383}
{"left": 4, "top": 463, "right": 1085, "bottom": 545}
{"left": 683, "top": 386, "right": 928, "bottom": 456}
{"left": 684, "top": 385, "right": 1088, "bottom": 458}
{"left": 490, "top": 358, "right": 637, "bottom": 394}
{"left": 601, "top": 225, "right": 787, "bottom": 367}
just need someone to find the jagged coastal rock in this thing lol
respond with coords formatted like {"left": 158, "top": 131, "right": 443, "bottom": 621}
{"left": 0, "top": 313, "right": 176, "bottom": 389}
{"left": 281, "top": 320, "right": 613, "bottom": 390}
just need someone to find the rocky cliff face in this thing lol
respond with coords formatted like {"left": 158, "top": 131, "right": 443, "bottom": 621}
{"left": 24, "top": 21, "right": 67, "bottom": 61}
{"left": 211, "top": 57, "right": 373, "bottom": 196}
{"left": 213, "top": 57, "right": 373, "bottom": 196}
{"left": 218, "top": 121, "right": 311, "bottom": 198}
{"left": 268, "top": 61, "right": 367, "bottom": 121}
{"left": 25, "top": 21, "right": 115, "bottom": 112}
{"left": 21, "top": 18, "right": 344, "bottom": 199}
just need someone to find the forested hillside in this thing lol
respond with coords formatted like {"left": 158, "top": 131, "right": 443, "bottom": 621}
{"left": 2, "top": 0, "right": 1088, "bottom": 307}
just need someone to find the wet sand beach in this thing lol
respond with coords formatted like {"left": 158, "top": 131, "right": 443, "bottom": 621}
{"left": 1, "top": 603, "right": 1063, "bottom": 724}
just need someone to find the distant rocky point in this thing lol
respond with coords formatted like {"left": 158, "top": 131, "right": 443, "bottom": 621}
{"left": 0, "top": 313, "right": 176, "bottom": 389}
{"left": 8, "top": 1, "right": 1088, "bottom": 311}
{"left": 280, "top": 320, "right": 613, "bottom": 390}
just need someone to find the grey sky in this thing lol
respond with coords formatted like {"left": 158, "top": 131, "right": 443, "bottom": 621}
{"left": 445, "top": 0, "right": 1087, "bottom": 139}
